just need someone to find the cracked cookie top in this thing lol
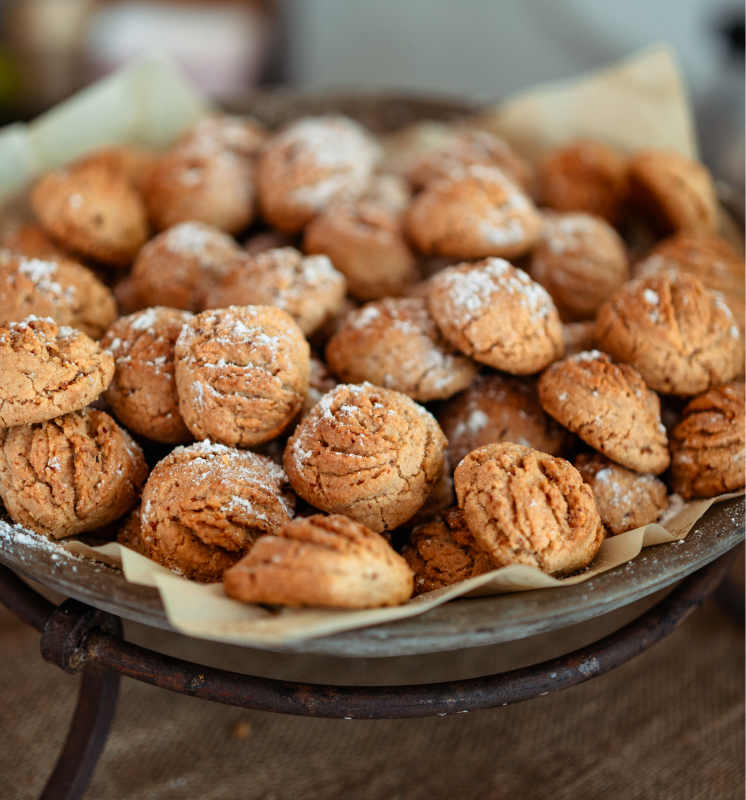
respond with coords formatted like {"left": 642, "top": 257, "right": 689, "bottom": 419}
{"left": 283, "top": 383, "right": 447, "bottom": 532}
{"left": 0, "top": 316, "right": 114, "bottom": 427}
{"left": 454, "top": 442, "right": 604, "bottom": 577}
{"left": 538, "top": 350, "right": 670, "bottom": 475}
{"left": 140, "top": 440, "right": 295, "bottom": 582}
{"left": 224, "top": 513, "right": 413, "bottom": 608}
{"left": 595, "top": 270, "right": 742, "bottom": 396}
{"left": 428, "top": 258, "right": 564, "bottom": 374}
{"left": 174, "top": 305, "right": 310, "bottom": 448}
{"left": 325, "top": 297, "right": 478, "bottom": 402}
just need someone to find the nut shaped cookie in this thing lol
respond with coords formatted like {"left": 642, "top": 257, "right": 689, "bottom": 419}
{"left": 0, "top": 317, "right": 114, "bottom": 427}
{"left": 428, "top": 258, "right": 564, "bottom": 374}
{"left": 326, "top": 297, "right": 478, "bottom": 402}
{"left": 284, "top": 383, "right": 447, "bottom": 532}
{"left": 224, "top": 514, "right": 413, "bottom": 608}
{"left": 405, "top": 165, "right": 542, "bottom": 260}
{"left": 101, "top": 307, "right": 193, "bottom": 444}
{"left": 0, "top": 408, "right": 148, "bottom": 538}
{"left": 575, "top": 452, "right": 668, "bottom": 536}
{"left": 669, "top": 383, "right": 745, "bottom": 499}
{"left": 141, "top": 441, "right": 295, "bottom": 582}
{"left": 539, "top": 351, "right": 670, "bottom": 474}
{"left": 31, "top": 162, "right": 149, "bottom": 267}
{"left": 454, "top": 443, "right": 604, "bottom": 577}
{"left": 175, "top": 306, "right": 310, "bottom": 448}
{"left": 595, "top": 271, "right": 742, "bottom": 396}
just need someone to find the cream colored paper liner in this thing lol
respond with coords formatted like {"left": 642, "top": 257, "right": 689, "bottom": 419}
{"left": 61, "top": 493, "right": 742, "bottom": 646}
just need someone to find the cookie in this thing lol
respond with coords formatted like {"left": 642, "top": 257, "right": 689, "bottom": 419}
{"left": 0, "top": 408, "right": 147, "bottom": 538}
{"left": 140, "top": 440, "right": 294, "bottom": 582}
{"left": 529, "top": 212, "right": 628, "bottom": 321}
{"left": 538, "top": 351, "right": 670, "bottom": 475}
{"left": 326, "top": 297, "right": 478, "bottom": 402}
{"left": 174, "top": 306, "right": 310, "bottom": 448}
{"left": 256, "top": 115, "right": 379, "bottom": 233}
{"left": 428, "top": 258, "right": 564, "bottom": 374}
{"left": 669, "top": 382, "right": 745, "bottom": 499}
{"left": 405, "top": 165, "right": 542, "bottom": 260}
{"left": 454, "top": 443, "right": 604, "bottom": 576}
{"left": 31, "top": 162, "right": 149, "bottom": 267}
{"left": 575, "top": 452, "right": 668, "bottom": 535}
{"left": 203, "top": 247, "right": 347, "bottom": 337}
{"left": 101, "top": 307, "right": 194, "bottom": 444}
{"left": 0, "top": 317, "right": 114, "bottom": 427}
{"left": 284, "top": 383, "right": 447, "bottom": 533}
{"left": 223, "top": 513, "right": 413, "bottom": 608}
{"left": 437, "top": 371, "right": 570, "bottom": 467}
{"left": 595, "top": 270, "right": 742, "bottom": 396}
{"left": 403, "top": 507, "right": 494, "bottom": 594}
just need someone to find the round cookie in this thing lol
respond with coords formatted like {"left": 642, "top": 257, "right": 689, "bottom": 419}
{"left": 529, "top": 212, "right": 629, "bottom": 321}
{"left": 403, "top": 507, "right": 494, "bottom": 595}
{"left": 174, "top": 306, "right": 310, "bottom": 448}
{"left": 538, "top": 351, "right": 670, "bottom": 475}
{"left": 0, "top": 252, "right": 117, "bottom": 339}
{"left": 31, "top": 162, "right": 149, "bottom": 267}
{"left": 669, "top": 382, "right": 745, "bottom": 499}
{"left": 140, "top": 440, "right": 295, "bottom": 582}
{"left": 203, "top": 247, "right": 347, "bottom": 337}
{"left": 575, "top": 451, "right": 668, "bottom": 536}
{"left": 405, "top": 165, "right": 542, "bottom": 260}
{"left": 454, "top": 442, "right": 604, "bottom": 576}
{"left": 437, "top": 371, "right": 570, "bottom": 467}
{"left": 224, "top": 513, "right": 413, "bottom": 608}
{"left": 595, "top": 270, "right": 742, "bottom": 396}
{"left": 101, "top": 307, "right": 193, "bottom": 444}
{"left": 256, "top": 115, "right": 379, "bottom": 233}
{"left": 326, "top": 297, "right": 478, "bottom": 402}
{"left": 428, "top": 258, "right": 564, "bottom": 374}
{"left": 284, "top": 383, "right": 447, "bottom": 533}
{"left": 0, "top": 317, "right": 114, "bottom": 427}
{"left": 627, "top": 149, "right": 718, "bottom": 236}
{"left": 0, "top": 408, "right": 147, "bottom": 538}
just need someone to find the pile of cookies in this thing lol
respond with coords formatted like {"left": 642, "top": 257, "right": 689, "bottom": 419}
{"left": 0, "top": 112, "right": 743, "bottom": 610}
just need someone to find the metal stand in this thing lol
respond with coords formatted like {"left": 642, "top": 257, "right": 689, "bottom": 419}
{"left": 0, "top": 551, "right": 737, "bottom": 800}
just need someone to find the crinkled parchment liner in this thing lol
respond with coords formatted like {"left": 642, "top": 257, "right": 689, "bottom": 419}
{"left": 0, "top": 47, "right": 740, "bottom": 646}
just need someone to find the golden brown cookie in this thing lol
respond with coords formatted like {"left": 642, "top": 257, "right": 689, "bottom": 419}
{"left": 0, "top": 408, "right": 147, "bottom": 538}
{"left": 437, "top": 371, "right": 570, "bottom": 467}
{"left": 174, "top": 306, "right": 310, "bottom": 448}
{"left": 31, "top": 162, "right": 149, "bottom": 267}
{"left": 535, "top": 140, "right": 628, "bottom": 224}
{"left": 223, "top": 513, "right": 413, "bottom": 608}
{"left": 595, "top": 271, "right": 742, "bottom": 396}
{"left": 403, "top": 507, "right": 494, "bottom": 594}
{"left": 627, "top": 149, "right": 718, "bottom": 236}
{"left": 0, "top": 252, "right": 117, "bottom": 339}
{"left": 284, "top": 383, "right": 447, "bottom": 533}
{"left": 454, "top": 443, "right": 604, "bottom": 576}
{"left": 405, "top": 165, "right": 542, "bottom": 260}
{"left": 669, "top": 382, "right": 745, "bottom": 499}
{"left": 256, "top": 115, "right": 379, "bottom": 233}
{"left": 574, "top": 451, "right": 668, "bottom": 535}
{"left": 101, "top": 307, "right": 193, "bottom": 444}
{"left": 428, "top": 258, "right": 564, "bottom": 374}
{"left": 140, "top": 440, "right": 294, "bottom": 582}
{"left": 0, "top": 317, "right": 114, "bottom": 427}
{"left": 326, "top": 297, "right": 478, "bottom": 402}
{"left": 538, "top": 351, "right": 670, "bottom": 475}
{"left": 203, "top": 247, "right": 346, "bottom": 336}
{"left": 529, "top": 212, "right": 629, "bottom": 321}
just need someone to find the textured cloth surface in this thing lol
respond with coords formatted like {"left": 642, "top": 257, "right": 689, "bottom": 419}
{"left": 0, "top": 595, "right": 743, "bottom": 800}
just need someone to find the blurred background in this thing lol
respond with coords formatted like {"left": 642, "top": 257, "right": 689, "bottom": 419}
{"left": 0, "top": 0, "right": 742, "bottom": 189}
